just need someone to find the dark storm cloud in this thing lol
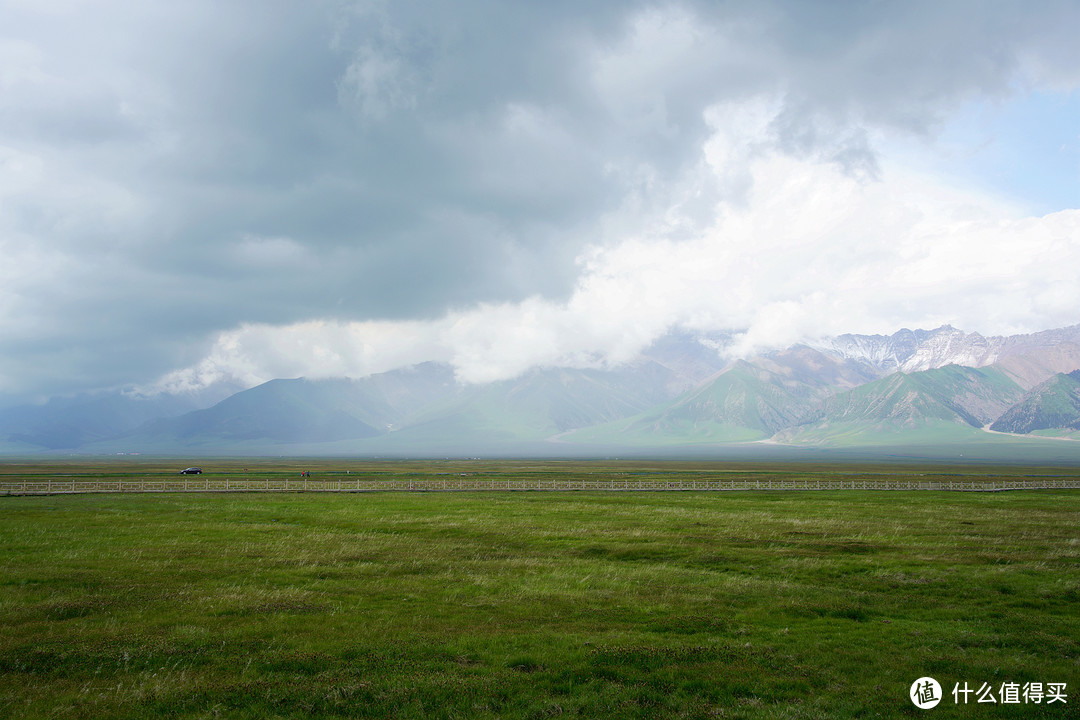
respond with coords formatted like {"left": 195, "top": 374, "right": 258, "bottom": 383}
{"left": 1, "top": 0, "right": 1078, "bottom": 401}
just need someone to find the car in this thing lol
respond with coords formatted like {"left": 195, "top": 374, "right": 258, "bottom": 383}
{"left": 179, "top": 467, "right": 203, "bottom": 475}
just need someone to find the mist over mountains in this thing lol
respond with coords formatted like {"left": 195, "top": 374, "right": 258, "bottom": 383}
{"left": 4, "top": 324, "right": 1080, "bottom": 459}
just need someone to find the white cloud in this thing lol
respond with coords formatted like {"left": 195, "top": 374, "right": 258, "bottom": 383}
{"left": 146, "top": 319, "right": 448, "bottom": 394}
{"left": 146, "top": 94, "right": 1080, "bottom": 393}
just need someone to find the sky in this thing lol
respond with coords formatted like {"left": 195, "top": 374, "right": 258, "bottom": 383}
{"left": 1, "top": 0, "right": 1079, "bottom": 404}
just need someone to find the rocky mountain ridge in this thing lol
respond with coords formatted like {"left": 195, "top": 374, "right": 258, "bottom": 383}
{"left": 814, "top": 324, "right": 1080, "bottom": 382}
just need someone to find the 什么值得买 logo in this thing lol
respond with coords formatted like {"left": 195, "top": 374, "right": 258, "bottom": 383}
{"left": 911, "top": 677, "right": 942, "bottom": 709}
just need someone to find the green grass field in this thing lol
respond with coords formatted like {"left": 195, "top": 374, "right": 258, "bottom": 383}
{"left": 1, "top": 461, "right": 1078, "bottom": 718}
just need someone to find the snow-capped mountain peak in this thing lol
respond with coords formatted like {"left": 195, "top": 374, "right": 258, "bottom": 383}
{"left": 814, "top": 324, "right": 1080, "bottom": 378}
{"left": 815, "top": 325, "right": 1000, "bottom": 375}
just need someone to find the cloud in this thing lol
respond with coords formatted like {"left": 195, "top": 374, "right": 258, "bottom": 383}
{"left": 338, "top": 45, "right": 419, "bottom": 121}
{"left": 1, "top": 1, "right": 1079, "bottom": 403}
{"left": 142, "top": 100, "right": 1080, "bottom": 391}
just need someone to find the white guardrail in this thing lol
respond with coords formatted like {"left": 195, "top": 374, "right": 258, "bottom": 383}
{"left": 2, "top": 476, "right": 1079, "bottom": 494}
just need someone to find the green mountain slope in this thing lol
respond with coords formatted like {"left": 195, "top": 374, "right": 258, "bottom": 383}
{"left": 656, "top": 362, "right": 820, "bottom": 433}
{"left": 990, "top": 371, "right": 1080, "bottom": 434}
{"left": 779, "top": 365, "right": 1025, "bottom": 446}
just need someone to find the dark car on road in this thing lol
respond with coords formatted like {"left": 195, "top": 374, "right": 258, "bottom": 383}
{"left": 179, "top": 467, "right": 203, "bottom": 474}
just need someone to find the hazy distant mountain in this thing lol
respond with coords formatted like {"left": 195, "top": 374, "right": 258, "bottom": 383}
{"left": 635, "top": 330, "right": 734, "bottom": 394}
{"left": 990, "top": 371, "right": 1080, "bottom": 434}
{"left": 368, "top": 364, "right": 665, "bottom": 448}
{"left": 119, "top": 363, "right": 466, "bottom": 448}
{"left": 0, "top": 384, "right": 238, "bottom": 450}
{"left": 130, "top": 379, "right": 384, "bottom": 446}
{"left": 117, "top": 361, "right": 684, "bottom": 452}
{"left": 7, "top": 324, "right": 1080, "bottom": 456}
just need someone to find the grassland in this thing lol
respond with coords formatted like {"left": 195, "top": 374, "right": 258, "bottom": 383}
{"left": 0, "top": 460, "right": 1078, "bottom": 718}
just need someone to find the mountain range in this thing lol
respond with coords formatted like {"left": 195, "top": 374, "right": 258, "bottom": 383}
{"left": 4, "top": 324, "right": 1080, "bottom": 458}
